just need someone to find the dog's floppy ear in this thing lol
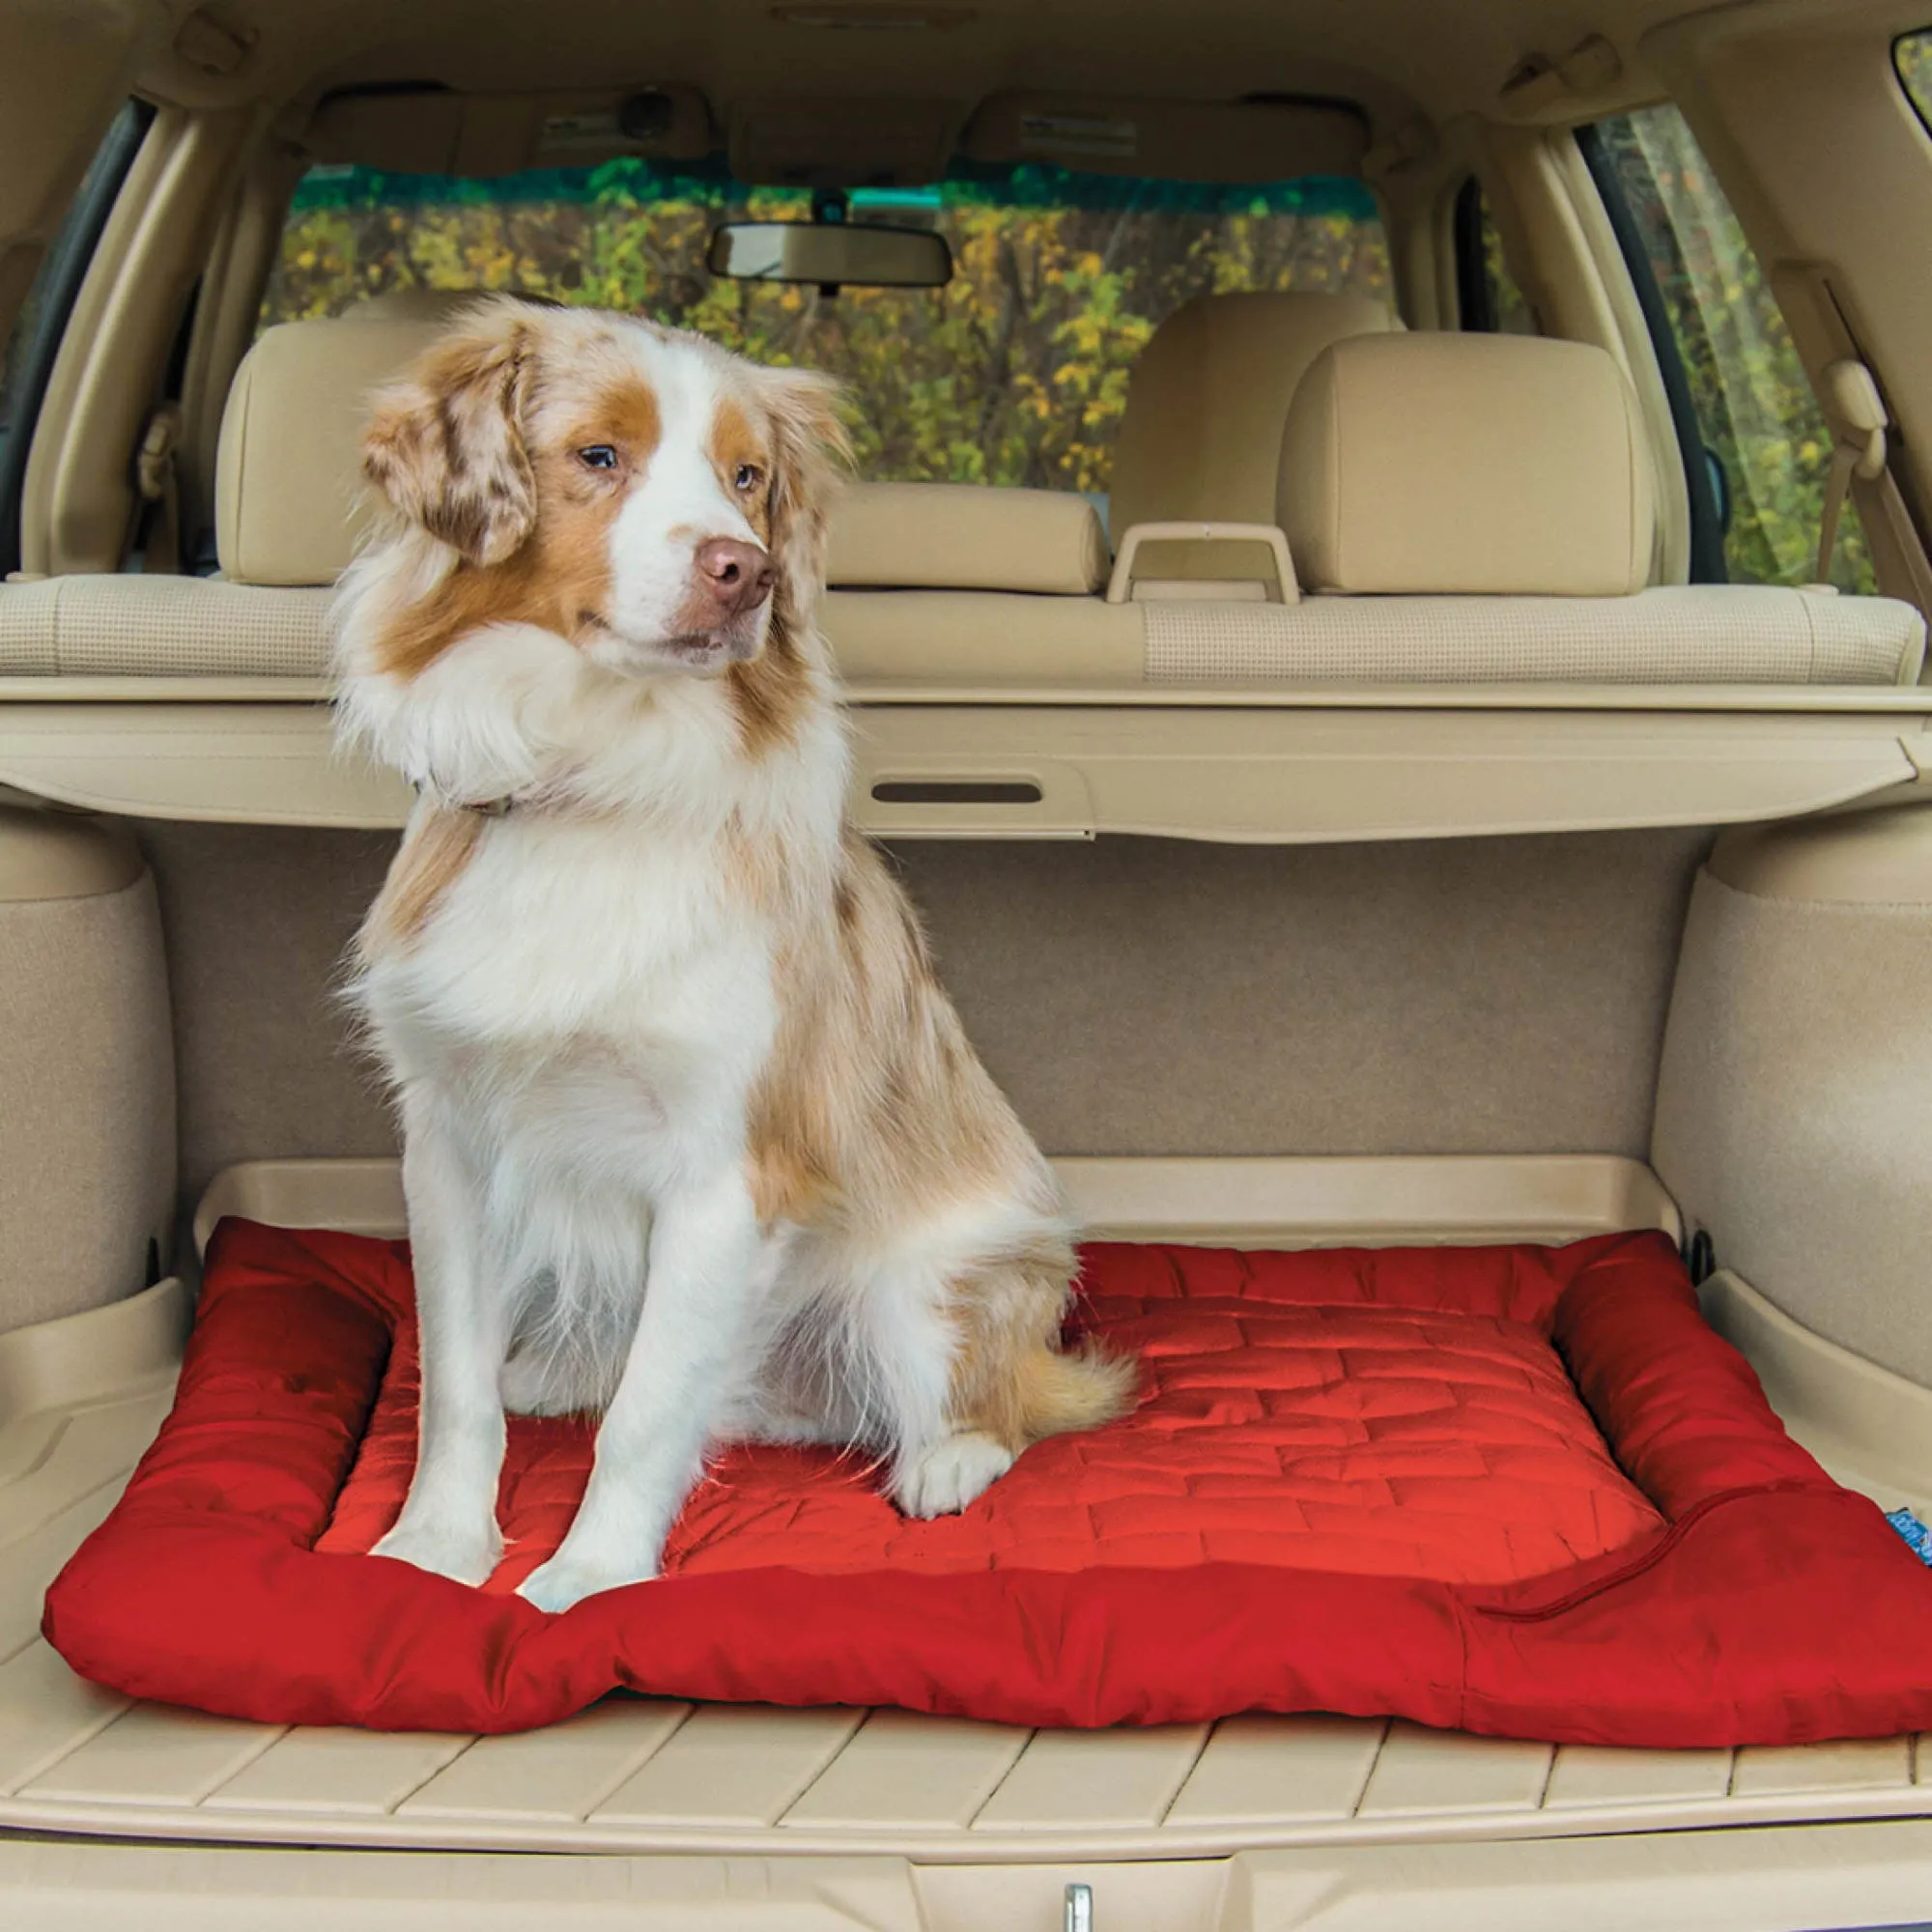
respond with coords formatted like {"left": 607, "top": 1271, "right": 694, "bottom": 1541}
{"left": 756, "top": 366, "right": 852, "bottom": 616}
{"left": 363, "top": 303, "right": 538, "bottom": 566}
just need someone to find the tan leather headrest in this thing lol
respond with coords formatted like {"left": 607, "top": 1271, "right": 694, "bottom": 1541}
{"left": 219, "top": 308, "right": 1107, "bottom": 594}
{"left": 1279, "top": 332, "right": 1657, "bottom": 596}
{"left": 1109, "top": 291, "right": 1397, "bottom": 536}
{"left": 826, "top": 482, "right": 1105, "bottom": 594}
{"left": 216, "top": 308, "right": 454, "bottom": 586}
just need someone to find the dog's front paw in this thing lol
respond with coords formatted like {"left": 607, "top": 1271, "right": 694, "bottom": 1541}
{"left": 517, "top": 1551, "right": 659, "bottom": 1614}
{"left": 892, "top": 1432, "right": 1014, "bottom": 1519}
{"left": 371, "top": 1516, "right": 503, "bottom": 1588}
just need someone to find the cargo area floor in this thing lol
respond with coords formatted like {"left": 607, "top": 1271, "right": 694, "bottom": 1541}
{"left": 4, "top": 1154, "right": 1931, "bottom": 1860}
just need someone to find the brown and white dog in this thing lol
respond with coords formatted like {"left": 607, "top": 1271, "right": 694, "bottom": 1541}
{"left": 333, "top": 298, "right": 1131, "bottom": 1612}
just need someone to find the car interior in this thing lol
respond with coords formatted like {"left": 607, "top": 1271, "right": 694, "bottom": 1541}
{"left": 4, "top": 0, "right": 1932, "bottom": 1924}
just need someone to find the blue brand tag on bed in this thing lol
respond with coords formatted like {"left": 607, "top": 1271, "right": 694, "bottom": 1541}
{"left": 1886, "top": 1507, "right": 1932, "bottom": 1564}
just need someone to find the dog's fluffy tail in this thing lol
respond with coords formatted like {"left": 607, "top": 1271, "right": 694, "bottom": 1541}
{"left": 1015, "top": 1340, "right": 1138, "bottom": 1444}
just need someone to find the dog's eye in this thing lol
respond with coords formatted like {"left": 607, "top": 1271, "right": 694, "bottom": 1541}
{"left": 577, "top": 445, "right": 619, "bottom": 471}
{"left": 733, "top": 463, "right": 762, "bottom": 492}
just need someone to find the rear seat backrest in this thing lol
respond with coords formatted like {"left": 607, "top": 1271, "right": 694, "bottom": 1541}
{"left": 214, "top": 305, "right": 1107, "bottom": 597}
{"left": 1138, "top": 327, "right": 1920, "bottom": 685}
{"left": 1118, "top": 326, "right": 1920, "bottom": 688}
{"left": 2, "top": 303, "right": 1918, "bottom": 688}
{"left": 1278, "top": 331, "right": 1655, "bottom": 597}
{"left": 1108, "top": 291, "right": 1395, "bottom": 580}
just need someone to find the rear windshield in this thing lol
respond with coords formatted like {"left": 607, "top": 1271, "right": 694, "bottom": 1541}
{"left": 261, "top": 159, "right": 1389, "bottom": 495}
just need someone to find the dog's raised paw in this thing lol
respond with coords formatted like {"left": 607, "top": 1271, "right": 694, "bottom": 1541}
{"left": 892, "top": 1432, "right": 1015, "bottom": 1519}
{"left": 371, "top": 1517, "right": 502, "bottom": 1588}
{"left": 517, "top": 1553, "right": 658, "bottom": 1614}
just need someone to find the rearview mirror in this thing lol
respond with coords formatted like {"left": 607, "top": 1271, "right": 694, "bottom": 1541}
{"left": 706, "top": 221, "right": 952, "bottom": 290}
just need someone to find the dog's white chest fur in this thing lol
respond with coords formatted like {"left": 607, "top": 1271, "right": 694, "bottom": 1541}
{"left": 367, "top": 813, "right": 780, "bottom": 1193}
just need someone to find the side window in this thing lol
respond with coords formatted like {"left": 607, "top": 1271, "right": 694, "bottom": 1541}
{"left": 1453, "top": 178, "right": 1536, "bottom": 335}
{"left": 1585, "top": 103, "right": 1874, "bottom": 593}
{"left": 0, "top": 99, "right": 154, "bottom": 575}
{"left": 1898, "top": 30, "right": 1932, "bottom": 129}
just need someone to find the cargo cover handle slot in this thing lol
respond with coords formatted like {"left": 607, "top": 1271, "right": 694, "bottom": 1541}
{"left": 870, "top": 779, "right": 1043, "bottom": 805}
{"left": 855, "top": 762, "right": 1093, "bottom": 839}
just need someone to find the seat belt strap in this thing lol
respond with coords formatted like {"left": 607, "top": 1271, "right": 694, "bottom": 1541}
{"left": 135, "top": 402, "right": 184, "bottom": 576}
{"left": 1814, "top": 358, "right": 1888, "bottom": 585}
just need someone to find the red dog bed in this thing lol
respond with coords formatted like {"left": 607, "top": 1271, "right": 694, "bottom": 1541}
{"left": 43, "top": 1216, "right": 1932, "bottom": 1744}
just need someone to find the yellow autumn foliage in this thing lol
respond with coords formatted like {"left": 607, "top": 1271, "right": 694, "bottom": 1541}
{"left": 263, "top": 173, "right": 1389, "bottom": 496}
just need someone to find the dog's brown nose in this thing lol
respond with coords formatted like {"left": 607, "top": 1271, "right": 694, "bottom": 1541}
{"left": 695, "top": 538, "right": 775, "bottom": 618}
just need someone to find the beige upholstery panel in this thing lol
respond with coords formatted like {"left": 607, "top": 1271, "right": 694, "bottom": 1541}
{"left": 825, "top": 588, "right": 1141, "bottom": 682}
{"left": 5, "top": 575, "right": 1917, "bottom": 688}
{"left": 1109, "top": 291, "right": 1395, "bottom": 579}
{"left": 1143, "top": 586, "right": 1925, "bottom": 687}
{"left": 0, "top": 575, "right": 337, "bottom": 677}
{"left": 0, "top": 807, "right": 142, "bottom": 901}
{"left": 827, "top": 483, "right": 1107, "bottom": 594}
{"left": 0, "top": 580, "right": 57, "bottom": 674}
{"left": 0, "top": 810, "right": 174, "bottom": 1332}
{"left": 146, "top": 822, "right": 1708, "bottom": 1210}
{"left": 1653, "top": 807, "right": 1932, "bottom": 1384}
{"left": 0, "top": 579, "right": 1142, "bottom": 683}
{"left": 216, "top": 310, "right": 450, "bottom": 585}
{"left": 1280, "top": 333, "right": 1657, "bottom": 596}
{"left": 140, "top": 822, "right": 401, "bottom": 1216}
{"left": 1710, "top": 806, "right": 1932, "bottom": 902}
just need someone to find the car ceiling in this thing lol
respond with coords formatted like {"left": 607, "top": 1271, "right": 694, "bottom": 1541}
{"left": 128, "top": 0, "right": 1857, "bottom": 166}
{"left": 138, "top": 0, "right": 1709, "bottom": 121}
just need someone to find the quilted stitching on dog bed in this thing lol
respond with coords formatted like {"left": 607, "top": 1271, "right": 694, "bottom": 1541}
{"left": 321, "top": 1245, "right": 1662, "bottom": 1587}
